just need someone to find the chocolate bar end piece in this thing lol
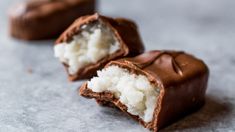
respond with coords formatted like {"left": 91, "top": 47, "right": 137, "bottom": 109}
{"left": 9, "top": 0, "right": 95, "bottom": 40}
{"left": 54, "top": 13, "right": 144, "bottom": 81}
{"left": 79, "top": 50, "right": 209, "bottom": 131}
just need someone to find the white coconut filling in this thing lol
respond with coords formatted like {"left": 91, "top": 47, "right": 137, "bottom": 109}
{"left": 87, "top": 65, "right": 159, "bottom": 122}
{"left": 54, "top": 23, "right": 120, "bottom": 75}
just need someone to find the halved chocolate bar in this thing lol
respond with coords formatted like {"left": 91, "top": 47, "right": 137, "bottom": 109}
{"left": 9, "top": 0, "right": 95, "bottom": 40}
{"left": 79, "top": 50, "right": 209, "bottom": 131}
{"left": 54, "top": 13, "right": 145, "bottom": 81}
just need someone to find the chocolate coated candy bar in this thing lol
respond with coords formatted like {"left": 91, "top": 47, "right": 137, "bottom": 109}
{"left": 9, "top": 0, "right": 95, "bottom": 40}
{"left": 79, "top": 50, "right": 209, "bottom": 131}
{"left": 54, "top": 13, "right": 144, "bottom": 81}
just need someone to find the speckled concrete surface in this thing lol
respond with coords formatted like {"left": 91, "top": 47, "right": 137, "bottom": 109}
{"left": 0, "top": 0, "right": 235, "bottom": 132}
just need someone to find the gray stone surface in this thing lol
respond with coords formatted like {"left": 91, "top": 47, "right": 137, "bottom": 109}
{"left": 0, "top": 0, "right": 235, "bottom": 131}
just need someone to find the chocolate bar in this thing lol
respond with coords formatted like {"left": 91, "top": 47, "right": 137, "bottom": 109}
{"left": 54, "top": 13, "right": 145, "bottom": 81}
{"left": 79, "top": 50, "right": 209, "bottom": 131}
{"left": 9, "top": 0, "right": 95, "bottom": 40}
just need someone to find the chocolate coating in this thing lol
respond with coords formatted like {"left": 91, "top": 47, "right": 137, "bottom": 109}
{"left": 56, "top": 13, "right": 145, "bottom": 81}
{"left": 79, "top": 50, "right": 209, "bottom": 131}
{"left": 9, "top": 0, "right": 95, "bottom": 40}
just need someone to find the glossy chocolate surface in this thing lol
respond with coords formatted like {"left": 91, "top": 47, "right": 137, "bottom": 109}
{"left": 9, "top": 0, "right": 95, "bottom": 40}
{"left": 80, "top": 50, "right": 209, "bottom": 131}
{"left": 56, "top": 13, "right": 145, "bottom": 81}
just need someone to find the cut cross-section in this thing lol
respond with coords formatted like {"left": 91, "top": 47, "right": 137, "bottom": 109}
{"left": 54, "top": 13, "right": 144, "bottom": 81}
{"left": 54, "top": 22, "right": 120, "bottom": 75}
{"left": 87, "top": 65, "right": 159, "bottom": 122}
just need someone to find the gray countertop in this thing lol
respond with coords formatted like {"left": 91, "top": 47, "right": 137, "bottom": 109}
{"left": 0, "top": 0, "right": 235, "bottom": 132}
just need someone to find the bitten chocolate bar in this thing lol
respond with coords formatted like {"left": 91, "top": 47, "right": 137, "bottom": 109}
{"left": 9, "top": 0, "right": 95, "bottom": 40}
{"left": 79, "top": 50, "right": 209, "bottom": 131}
{"left": 54, "top": 13, "right": 144, "bottom": 81}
